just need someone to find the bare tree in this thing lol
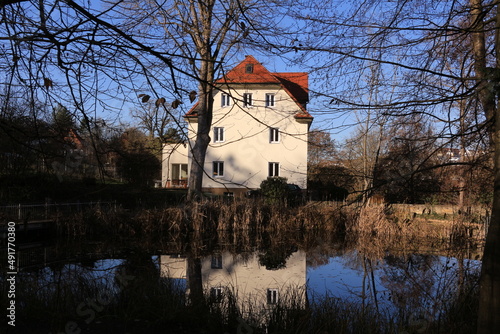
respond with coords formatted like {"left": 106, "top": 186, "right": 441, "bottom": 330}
{"left": 266, "top": 0, "right": 499, "bottom": 332}
{"left": 148, "top": 0, "right": 247, "bottom": 200}
{"left": 1, "top": 0, "right": 274, "bottom": 199}
{"left": 375, "top": 115, "right": 440, "bottom": 203}
{"left": 1, "top": 0, "right": 186, "bottom": 181}
{"left": 308, "top": 128, "right": 337, "bottom": 166}
{"left": 130, "top": 103, "right": 173, "bottom": 139}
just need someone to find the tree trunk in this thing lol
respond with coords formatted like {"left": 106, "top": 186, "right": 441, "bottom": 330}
{"left": 458, "top": 97, "right": 467, "bottom": 208}
{"left": 186, "top": 0, "right": 216, "bottom": 201}
{"left": 187, "top": 64, "right": 213, "bottom": 200}
{"left": 477, "top": 102, "right": 500, "bottom": 334}
{"left": 475, "top": 1, "right": 500, "bottom": 333}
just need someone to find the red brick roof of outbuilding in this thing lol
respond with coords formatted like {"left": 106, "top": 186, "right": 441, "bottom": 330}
{"left": 64, "top": 128, "right": 85, "bottom": 149}
{"left": 186, "top": 55, "right": 312, "bottom": 120}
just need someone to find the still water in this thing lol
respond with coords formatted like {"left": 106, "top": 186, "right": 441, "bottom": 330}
{"left": 3, "top": 230, "right": 482, "bottom": 333}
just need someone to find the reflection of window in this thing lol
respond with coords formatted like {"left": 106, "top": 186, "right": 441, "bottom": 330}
{"left": 266, "top": 94, "right": 275, "bottom": 107}
{"left": 268, "top": 162, "right": 279, "bottom": 177}
{"left": 211, "top": 254, "right": 223, "bottom": 269}
{"left": 213, "top": 127, "right": 224, "bottom": 143}
{"left": 243, "top": 93, "right": 253, "bottom": 107}
{"left": 210, "top": 287, "right": 223, "bottom": 303}
{"left": 213, "top": 161, "right": 224, "bottom": 177}
{"left": 221, "top": 93, "right": 231, "bottom": 107}
{"left": 267, "top": 288, "right": 278, "bottom": 304}
{"left": 269, "top": 127, "right": 280, "bottom": 143}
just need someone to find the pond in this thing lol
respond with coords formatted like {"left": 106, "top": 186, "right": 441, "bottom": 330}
{"left": 2, "top": 229, "right": 482, "bottom": 334}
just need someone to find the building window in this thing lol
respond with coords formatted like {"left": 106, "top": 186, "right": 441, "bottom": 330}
{"left": 265, "top": 94, "right": 275, "bottom": 107}
{"left": 210, "top": 287, "right": 223, "bottom": 303}
{"left": 268, "top": 162, "right": 279, "bottom": 177}
{"left": 170, "top": 163, "right": 188, "bottom": 187}
{"left": 245, "top": 64, "right": 254, "bottom": 73}
{"left": 171, "top": 163, "right": 188, "bottom": 180}
{"left": 243, "top": 93, "right": 253, "bottom": 107}
{"left": 267, "top": 288, "right": 279, "bottom": 304}
{"left": 211, "top": 254, "right": 223, "bottom": 269}
{"left": 221, "top": 93, "right": 231, "bottom": 107}
{"left": 213, "top": 127, "right": 224, "bottom": 143}
{"left": 213, "top": 161, "right": 224, "bottom": 177}
{"left": 269, "top": 127, "right": 280, "bottom": 143}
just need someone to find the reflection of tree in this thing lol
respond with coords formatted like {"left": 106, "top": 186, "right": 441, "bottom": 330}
{"left": 306, "top": 251, "right": 335, "bottom": 269}
{"left": 182, "top": 231, "right": 210, "bottom": 309}
{"left": 114, "top": 248, "right": 161, "bottom": 319}
{"left": 187, "top": 254, "right": 205, "bottom": 306}
{"left": 381, "top": 254, "right": 439, "bottom": 317}
{"left": 258, "top": 232, "right": 297, "bottom": 270}
{"left": 118, "top": 249, "right": 159, "bottom": 284}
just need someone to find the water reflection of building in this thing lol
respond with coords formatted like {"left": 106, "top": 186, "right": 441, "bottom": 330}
{"left": 159, "top": 251, "right": 306, "bottom": 311}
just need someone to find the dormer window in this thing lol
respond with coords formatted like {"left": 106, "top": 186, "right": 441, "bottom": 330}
{"left": 211, "top": 254, "right": 223, "bottom": 269}
{"left": 245, "top": 64, "right": 254, "bottom": 73}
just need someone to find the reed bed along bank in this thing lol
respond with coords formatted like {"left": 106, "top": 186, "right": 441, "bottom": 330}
{"left": 54, "top": 198, "right": 486, "bottom": 250}
{"left": 55, "top": 198, "right": 348, "bottom": 237}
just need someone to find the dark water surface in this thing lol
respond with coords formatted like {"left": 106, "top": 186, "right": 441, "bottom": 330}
{"left": 2, "top": 230, "right": 482, "bottom": 333}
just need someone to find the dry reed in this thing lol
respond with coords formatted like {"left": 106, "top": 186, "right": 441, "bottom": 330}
{"left": 52, "top": 198, "right": 486, "bottom": 258}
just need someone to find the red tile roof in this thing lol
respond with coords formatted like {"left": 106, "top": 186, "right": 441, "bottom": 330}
{"left": 216, "top": 55, "right": 281, "bottom": 85}
{"left": 274, "top": 72, "right": 309, "bottom": 105}
{"left": 186, "top": 55, "right": 312, "bottom": 120}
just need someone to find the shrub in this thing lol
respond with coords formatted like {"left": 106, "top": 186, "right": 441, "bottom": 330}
{"left": 260, "top": 177, "right": 290, "bottom": 204}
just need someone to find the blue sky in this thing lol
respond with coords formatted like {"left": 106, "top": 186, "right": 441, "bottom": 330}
{"left": 20, "top": 0, "right": 441, "bottom": 144}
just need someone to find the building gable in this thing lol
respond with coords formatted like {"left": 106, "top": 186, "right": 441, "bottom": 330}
{"left": 186, "top": 55, "right": 313, "bottom": 121}
{"left": 216, "top": 55, "right": 281, "bottom": 85}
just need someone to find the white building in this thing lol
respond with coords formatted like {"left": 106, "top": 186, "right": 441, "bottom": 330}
{"left": 162, "top": 142, "right": 189, "bottom": 189}
{"left": 162, "top": 55, "right": 313, "bottom": 196}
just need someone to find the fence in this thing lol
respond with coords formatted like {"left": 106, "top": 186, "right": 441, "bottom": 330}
{"left": 0, "top": 201, "right": 116, "bottom": 221}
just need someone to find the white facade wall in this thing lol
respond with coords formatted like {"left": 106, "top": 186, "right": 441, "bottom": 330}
{"left": 161, "top": 142, "right": 189, "bottom": 188}
{"left": 187, "top": 83, "right": 309, "bottom": 193}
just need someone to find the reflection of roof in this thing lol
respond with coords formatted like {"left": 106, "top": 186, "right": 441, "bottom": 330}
{"left": 186, "top": 55, "right": 312, "bottom": 120}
